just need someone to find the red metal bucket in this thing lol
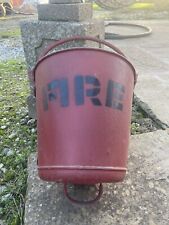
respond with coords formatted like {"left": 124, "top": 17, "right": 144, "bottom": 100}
{"left": 33, "top": 36, "right": 136, "bottom": 202}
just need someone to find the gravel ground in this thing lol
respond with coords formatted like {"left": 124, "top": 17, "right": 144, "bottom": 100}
{"left": 0, "top": 38, "right": 24, "bottom": 61}
{"left": 0, "top": 15, "right": 36, "bottom": 62}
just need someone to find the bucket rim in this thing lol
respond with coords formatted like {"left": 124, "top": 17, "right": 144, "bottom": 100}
{"left": 33, "top": 47, "right": 137, "bottom": 85}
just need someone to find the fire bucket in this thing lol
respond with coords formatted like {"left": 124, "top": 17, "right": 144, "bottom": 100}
{"left": 33, "top": 36, "right": 137, "bottom": 203}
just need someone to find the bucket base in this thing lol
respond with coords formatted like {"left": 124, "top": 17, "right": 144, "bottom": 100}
{"left": 38, "top": 168, "right": 126, "bottom": 184}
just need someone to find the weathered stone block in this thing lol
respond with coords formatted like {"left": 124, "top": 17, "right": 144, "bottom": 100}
{"left": 37, "top": 3, "right": 92, "bottom": 22}
{"left": 21, "top": 19, "right": 104, "bottom": 118}
{"left": 49, "top": 0, "right": 82, "bottom": 3}
{"left": 20, "top": 19, "right": 105, "bottom": 71}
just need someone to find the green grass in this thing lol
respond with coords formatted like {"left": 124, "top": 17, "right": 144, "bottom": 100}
{"left": 93, "top": 3, "right": 102, "bottom": 10}
{"left": 130, "top": 3, "right": 155, "bottom": 10}
{"left": 0, "top": 28, "right": 21, "bottom": 38}
{"left": 0, "top": 60, "right": 36, "bottom": 225}
{"left": 93, "top": 2, "right": 155, "bottom": 11}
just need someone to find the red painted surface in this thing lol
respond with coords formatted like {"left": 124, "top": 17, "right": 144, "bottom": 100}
{"left": 34, "top": 37, "right": 136, "bottom": 185}
{"left": 11, "top": 0, "right": 23, "bottom": 7}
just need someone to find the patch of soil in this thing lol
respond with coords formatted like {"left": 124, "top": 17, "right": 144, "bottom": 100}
{"left": 131, "top": 95, "right": 166, "bottom": 135}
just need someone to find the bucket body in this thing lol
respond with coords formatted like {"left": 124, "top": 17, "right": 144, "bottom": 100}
{"left": 35, "top": 39, "right": 135, "bottom": 185}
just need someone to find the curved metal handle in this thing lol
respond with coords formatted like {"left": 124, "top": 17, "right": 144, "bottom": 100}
{"left": 33, "top": 36, "right": 137, "bottom": 86}
{"left": 64, "top": 183, "right": 103, "bottom": 205}
{"left": 40, "top": 36, "right": 126, "bottom": 59}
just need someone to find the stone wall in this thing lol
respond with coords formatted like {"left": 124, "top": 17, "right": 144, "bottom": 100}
{"left": 21, "top": 0, "right": 105, "bottom": 118}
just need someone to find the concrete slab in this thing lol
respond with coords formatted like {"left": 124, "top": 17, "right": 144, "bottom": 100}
{"left": 37, "top": 3, "right": 93, "bottom": 22}
{"left": 24, "top": 130, "right": 169, "bottom": 225}
{"left": 106, "top": 20, "right": 169, "bottom": 126}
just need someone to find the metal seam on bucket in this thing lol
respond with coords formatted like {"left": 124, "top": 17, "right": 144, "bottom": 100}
{"left": 38, "top": 165, "right": 127, "bottom": 171}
